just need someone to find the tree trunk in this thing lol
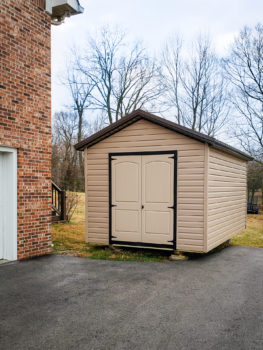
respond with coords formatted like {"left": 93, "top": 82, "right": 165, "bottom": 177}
{"left": 77, "top": 110, "right": 84, "bottom": 191}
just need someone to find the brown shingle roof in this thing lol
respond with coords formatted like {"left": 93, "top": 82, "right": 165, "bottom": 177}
{"left": 74, "top": 109, "right": 253, "bottom": 161}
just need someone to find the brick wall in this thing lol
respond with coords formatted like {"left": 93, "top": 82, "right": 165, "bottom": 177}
{"left": 0, "top": 0, "right": 52, "bottom": 259}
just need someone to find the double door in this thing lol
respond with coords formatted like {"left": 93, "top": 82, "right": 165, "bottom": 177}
{"left": 110, "top": 152, "right": 176, "bottom": 247}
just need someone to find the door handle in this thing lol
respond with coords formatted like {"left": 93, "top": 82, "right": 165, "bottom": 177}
{"left": 141, "top": 205, "right": 144, "bottom": 209}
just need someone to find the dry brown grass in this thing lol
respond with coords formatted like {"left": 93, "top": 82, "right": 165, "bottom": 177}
{"left": 69, "top": 192, "right": 85, "bottom": 224}
{"left": 52, "top": 193, "right": 87, "bottom": 256}
{"left": 231, "top": 213, "right": 263, "bottom": 248}
{"left": 51, "top": 192, "right": 169, "bottom": 261}
{"left": 51, "top": 193, "right": 263, "bottom": 260}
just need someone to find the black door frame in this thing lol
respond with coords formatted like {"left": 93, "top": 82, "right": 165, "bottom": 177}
{"left": 109, "top": 150, "right": 178, "bottom": 250}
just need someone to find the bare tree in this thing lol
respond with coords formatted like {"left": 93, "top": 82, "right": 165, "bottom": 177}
{"left": 66, "top": 68, "right": 94, "bottom": 144}
{"left": 161, "top": 36, "right": 229, "bottom": 136}
{"left": 247, "top": 160, "right": 263, "bottom": 203}
{"left": 161, "top": 37, "right": 184, "bottom": 124}
{"left": 76, "top": 27, "right": 162, "bottom": 124}
{"left": 52, "top": 111, "right": 80, "bottom": 190}
{"left": 224, "top": 24, "right": 263, "bottom": 158}
{"left": 65, "top": 66, "right": 95, "bottom": 175}
{"left": 66, "top": 192, "right": 80, "bottom": 221}
{"left": 86, "top": 113, "right": 106, "bottom": 135}
{"left": 52, "top": 111, "right": 105, "bottom": 191}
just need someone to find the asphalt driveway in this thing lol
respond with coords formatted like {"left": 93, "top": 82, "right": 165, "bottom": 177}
{"left": 0, "top": 246, "right": 263, "bottom": 350}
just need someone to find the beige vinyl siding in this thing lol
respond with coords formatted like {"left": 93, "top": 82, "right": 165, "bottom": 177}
{"left": 85, "top": 119, "right": 205, "bottom": 251}
{"left": 207, "top": 147, "right": 247, "bottom": 251}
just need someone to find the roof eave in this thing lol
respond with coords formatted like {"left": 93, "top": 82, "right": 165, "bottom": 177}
{"left": 74, "top": 110, "right": 253, "bottom": 161}
{"left": 209, "top": 143, "right": 253, "bottom": 161}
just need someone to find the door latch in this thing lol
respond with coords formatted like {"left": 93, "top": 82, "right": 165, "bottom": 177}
{"left": 141, "top": 205, "right": 144, "bottom": 209}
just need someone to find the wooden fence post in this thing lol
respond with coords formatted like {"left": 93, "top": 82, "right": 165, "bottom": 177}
{"left": 60, "top": 190, "right": 67, "bottom": 221}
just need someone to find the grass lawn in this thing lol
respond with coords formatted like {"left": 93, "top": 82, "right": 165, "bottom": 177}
{"left": 51, "top": 192, "right": 263, "bottom": 261}
{"left": 51, "top": 193, "right": 170, "bottom": 262}
{"left": 231, "top": 213, "right": 263, "bottom": 248}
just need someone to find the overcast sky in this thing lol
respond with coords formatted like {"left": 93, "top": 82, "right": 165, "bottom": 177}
{"left": 51, "top": 0, "right": 263, "bottom": 118}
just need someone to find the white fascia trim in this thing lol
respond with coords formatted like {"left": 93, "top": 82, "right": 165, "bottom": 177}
{"left": 45, "top": 0, "right": 53, "bottom": 14}
{"left": 46, "top": 0, "right": 84, "bottom": 15}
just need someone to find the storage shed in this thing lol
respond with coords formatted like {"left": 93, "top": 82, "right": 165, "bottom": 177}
{"left": 75, "top": 110, "right": 252, "bottom": 253}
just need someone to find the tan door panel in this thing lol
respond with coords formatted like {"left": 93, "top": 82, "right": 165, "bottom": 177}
{"left": 112, "top": 156, "right": 141, "bottom": 242}
{"left": 141, "top": 155, "right": 174, "bottom": 245}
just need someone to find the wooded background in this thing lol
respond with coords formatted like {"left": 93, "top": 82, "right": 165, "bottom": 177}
{"left": 52, "top": 24, "right": 263, "bottom": 199}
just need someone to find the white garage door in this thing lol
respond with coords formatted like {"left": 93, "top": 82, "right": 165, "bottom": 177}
{"left": 111, "top": 153, "right": 175, "bottom": 247}
{"left": 0, "top": 147, "right": 17, "bottom": 261}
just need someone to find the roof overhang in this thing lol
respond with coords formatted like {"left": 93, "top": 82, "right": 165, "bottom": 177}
{"left": 46, "top": 0, "right": 84, "bottom": 23}
{"left": 74, "top": 109, "right": 253, "bottom": 162}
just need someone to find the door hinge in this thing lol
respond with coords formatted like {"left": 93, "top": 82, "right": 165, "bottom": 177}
{"left": 111, "top": 236, "right": 117, "bottom": 239}
{"left": 110, "top": 157, "right": 117, "bottom": 160}
{"left": 168, "top": 206, "right": 175, "bottom": 209}
{"left": 168, "top": 155, "right": 175, "bottom": 159}
{"left": 110, "top": 204, "right": 117, "bottom": 208}
{"left": 168, "top": 240, "right": 176, "bottom": 243}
